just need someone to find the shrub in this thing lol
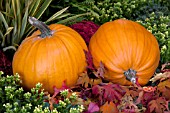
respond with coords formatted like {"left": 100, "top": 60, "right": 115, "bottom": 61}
{"left": 0, "top": 71, "right": 85, "bottom": 113}
{"left": 0, "top": 71, "right": 45, "bottom": 113}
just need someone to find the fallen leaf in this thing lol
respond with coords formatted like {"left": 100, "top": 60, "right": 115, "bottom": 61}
{"left": 150, "top": 72, "right": 170, "bottom": 83}
{"left": 100, "top": 101, "right": 119, "bottom": 113}
{"left": 148, "top": 97, "right": 168, "bottom": 113}
{"left": 47, "top": 81, "right": 70, "bottom": 110}
{"left": 117, "top": 93, "right": 146, "bottom": 113}
{"left": 53, "top": 80, "right": 70, "bottom": 96}
{"left": 87, "top": 102, "right": 99, "bottom": 113}
{"left": 161, "top": 62, "right": 170, "bottom": 72}
{"left": 92, "top": 83, "right": 125, "bottom": 105}
{"left": 84, "top": 50, "right": 95, "bottom": 70}
{"left": 76, "top": 71, "right": 102, "bottom": 88}
{"left": 158, "top": 79, "right": 170, "bottom": 100}
{"left": 93, "top": 61, "right": 105, "bottom": 78}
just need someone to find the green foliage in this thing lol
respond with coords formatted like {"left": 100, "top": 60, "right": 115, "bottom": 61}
{"left": 71, "top": 0, "right": 145, "bottom": 24}
{"left": 0, "top": 0, "right": 53, "bottom": 49}
{"left": 71, "top": 0, "right": 169, "bottom": 23}
{"left": 0, "top": 71, "right": 84, "bottom": 113}
{"left": 41, "top": 0, "right": 89, "bottom": 26}
{"left": 0, "top": 71, "right": 46, "bottom": 113}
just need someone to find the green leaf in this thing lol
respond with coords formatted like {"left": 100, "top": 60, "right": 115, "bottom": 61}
{"left": 34, "top": 0, "right": 53, "bottom": 19}
{"left": 0, "top": 31, "right": 3, "bottom": 39}
{"left": 11, "top": 0, "right": 16, "bottom": 18}
{"left": 15, "top": 0, "right": 22, "bottom": 44}
{"left": 54, "top": 13, "right": 71, "bottom": 20}
{"left": 1, "top": 27, "right": 13, "bottom": 47}
{"left": 0, "top": 12, "right": 8, "bottom": 30}
{"left": 4, "top": 27, "right": 14, "bottom": 36}
{"left": 29, "top": 0, "right": 41, "bottom": 16}
{"left": 19, "top": 4, "right": 29, "bottom": 40}
{"left": 57, "top": 12, "right": 90, "bottom": 24}
{"left": 45, "top": 7, "right": 69, "bottom": 23}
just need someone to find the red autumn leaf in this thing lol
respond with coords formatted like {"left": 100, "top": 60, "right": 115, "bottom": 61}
{"left": 158, "top": 78, "right": 170, "bottom": 100}
{"left": 53, "top": 80, "right": 70, "bottom": 96}
{"left": 84, "top": 50, "right": 95, "bottom": 70}
{"left": 100, "top": 101, "right": 119, "bottom": 113}
{"left": 46, "top": 81, "right": 70, "bottom": 110}
{"left": 92, "top": 83, "right": 125, "bottom": 105}
{"left": 147, "top": 97, "right": 168, "bottom": 113}
{"left": 135, "top": 89, "right": 158, "bottom": 106}
{"left": 86, "top": 102, "right": 99, "bottom": 113}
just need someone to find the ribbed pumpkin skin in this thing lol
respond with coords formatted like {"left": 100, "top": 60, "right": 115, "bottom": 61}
{"left": 89, "top": 19, "right": 160, "bottom": 86}
{"left": 12, "top": 24, "right": 87, "bottom": 94}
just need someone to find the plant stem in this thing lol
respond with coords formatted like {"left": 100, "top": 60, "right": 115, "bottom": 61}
{"left": 124, "top": 69, "right": 137, "bottom": 84}
{"left": 28, "top": 16, "right": 53, "bottom": 38}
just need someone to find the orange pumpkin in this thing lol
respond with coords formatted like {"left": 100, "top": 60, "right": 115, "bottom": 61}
{"left": 89, "top": 19, "right": 160, "bottom": 86}
{"left": 12, "top": 17, "right": 87, "bottom": 94}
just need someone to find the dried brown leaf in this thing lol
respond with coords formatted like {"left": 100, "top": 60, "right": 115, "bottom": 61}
{"left": 158, "top": 79, "right": 170, "bottom": 100}
{"left": 150, "top": 72, "right": 170, "bottom": 83}
{"left": 77, "top": 71, "right": 102, "bottom": 88}
{"left": 93, "top": 61, "right": 105, "bottom": 78}
{"left": 148, "top": 97, "right": 167, "bottom": 113}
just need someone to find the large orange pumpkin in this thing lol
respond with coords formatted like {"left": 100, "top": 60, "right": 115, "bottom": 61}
{"left": 89, "top": 19, "right": 160, "bottom": 86}
{"left": 12, "top": 17, "right": 87, "bottom": 94}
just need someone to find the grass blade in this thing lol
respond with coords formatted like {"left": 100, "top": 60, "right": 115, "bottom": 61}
{"left": 16, "top": 0, "right": 22, "bottom": 43}
{"left": 11, "top": 0, "right": 16, "bottom": 18}
{"left": 57, "top": 13, "right": 90, "bottom": 24}
{"left": 34, "top": 0, "right": 52, "bottom": 19}
{"left": 53, "top": 13, "right": 71, "bottom": 20}
{"left": 19, "top": 5, "right": 29, "bottom": 40}
{"left": 0, "top": 12, "right": 8, "bottom": 30}
{"left": 1, "top": 27, "right": 13, "bottom": 47}
{"left": 45, "top": 7, "right": 69, "bottom": 23}
{"left": 29, "top": 0, "right": 41, "bottom": 16}
{"left": 0, "top": 30, "right": 3, "bottom": 39}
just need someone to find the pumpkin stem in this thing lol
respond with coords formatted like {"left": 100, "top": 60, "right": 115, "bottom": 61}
{"left": 28, "top": 16, "right": 53, "bottom": 38}
{"left": 124, "top": 69, "right": 137, "bottom": 84}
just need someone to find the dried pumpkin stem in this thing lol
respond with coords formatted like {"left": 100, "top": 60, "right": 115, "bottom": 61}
{"left": 124, "top": 69, "right": 137, "bottom": 84}
{"left": 28, "top": 16, "right": 52, "bottom": 38}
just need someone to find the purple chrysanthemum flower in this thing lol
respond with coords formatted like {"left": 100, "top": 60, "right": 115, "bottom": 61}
{"left": 0, "top": 50, "right": 12, "bottom": 75}
{"left": 70, "top": 21, "right": 100, "bottom": 46}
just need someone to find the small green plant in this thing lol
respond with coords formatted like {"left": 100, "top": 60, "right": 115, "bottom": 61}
{"left": 54, "top": 89, "right": 85, "bottom": 113}
{"left": 71, "top": 0, "right": 169, "bottom": 24}
{"left": 71, "top": 0, "right": 148, "bottom": 24}
{"left": 0, "top": 71, "right": 46, "bottom": 113}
